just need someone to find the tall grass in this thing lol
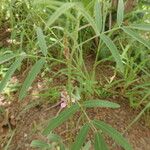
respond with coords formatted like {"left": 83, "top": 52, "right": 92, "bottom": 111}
{"left": 0, "top": 0, "right": 150, "bottom": 149}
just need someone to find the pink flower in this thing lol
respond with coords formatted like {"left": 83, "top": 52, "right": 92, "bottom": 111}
{"left": 60, "top": 101, "right": 67, "bottom": 108}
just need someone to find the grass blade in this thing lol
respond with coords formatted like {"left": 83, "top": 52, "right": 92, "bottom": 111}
{"left": 47, "top": 133, "right": 62, "bottom": 141}
{"left": 93, "top": 120, "right": 132, "bottom": 150}
{"left": 46, "top": 3, "right": 76, "bottom": 28}
{"left": 30, "top": 140, "right": 51, "bottom": 149}
{"left": 4, "top": 130, "right": 16, "bottom": 150}
{"left": 100, "top": 34, "right": 124, "bottom": 73}
{"left": 71, "top": 124, "right": 90, "bottom": 150}
{"left": 36, "top": 27, "right": 48, "bottom": 56}
{"left": 129, "top": 23, "right": 150, "bottom": 31}
{"left": 83, "top": 100, "right": 120, "bottom": 109}
{"left": 94, "top": 0, "right": 102, "bottom": 32}
{"left": 82, "top": 141, "right": 91, "bottom": 150}
{"left": 125, "top": 101, "right": 150, "bottom": 132}
{"left": 33, "top": 0, "right": 63, "bottom": 6}
{"left": 94, "top": 132, "right": 109, "bottom": 150}
{"left": 122, "top": 27, "right": 150, "bottom": 49}
{"left": 43, "top": 105, "right": 79, "bottom": 135}
{"left": 43, "top": 100, "right": 119, "bottom": 135}
{"left": 77, "top": 6, "right": 100, "bottom": 35}
{"left": 48, "top": 133, "right": 65, "bottom": 150}
{"left": 0, "top": 53, "right": 15, "bottom": 64}
{"left": 19, "top": 58, "right": 45, "bottom": 100}
{"left": 117, "top": 0, "right": 124, "bottom": 26}
{"left": 0, "top": 56, "right": 24, "bottom": 93}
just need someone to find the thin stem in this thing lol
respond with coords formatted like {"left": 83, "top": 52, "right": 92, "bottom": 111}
{"left": 76, "top": 101, "right": 97, "bottom": 133}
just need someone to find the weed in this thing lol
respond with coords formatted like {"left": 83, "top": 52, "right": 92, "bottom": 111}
{"left": 0, "top": 0, "right": 150, "bottom": 149}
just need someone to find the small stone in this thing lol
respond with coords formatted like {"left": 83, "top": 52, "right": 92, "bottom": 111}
{"left": 24, "top": 133, "right": 27, "bottom": 138}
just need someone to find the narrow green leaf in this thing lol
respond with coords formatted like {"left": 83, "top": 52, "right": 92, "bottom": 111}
{"left": 122, "top": 27, "right": 150, "bottom": 49}
{"left": 83, "top": 100, "right": 120, "bottom": 109}
{"left": 100, "top": 34, "right": 124, "bottom": 73}
{"left": 43, "top": 100, "right": 119, "bottom": 135}
{"left": 4, "top": 130, "right": 16, "bottom": 150}
{"left": 71, "top": 124, "right": 90, "bottom": 150}
{"left": 126, "top": 101, "right": 150, "bottom": 131}
{"left": 46, "top": 3, "right": 76, "bottom": 27}
{"left": 93, "top": 120, "right": 132, "bottom": 150}
{"left": 33, "top": 0, "right": 63, "bottom": 6}
{"left": 77, "top": 6, "right": 100, "bottom": 35}
{"left": 117, "top": 0, "right": 124, "bottom": 26}
{"left": 30, "top": 140, "right": 51, "bottom": 149}
{"left": 36, "top": 27, "right": 48, "bottom": 56}
{"left": 94, "top": 0, "right": 102, "bottom": 32}
{"left": 47, "top": 133, "right": 65, "bottom": 150}
{"left": 0, "top": 56, "right": 24, "bottom": 93}
{"left": 43, "top": 105, "right": 79, "bottom": 135}
{"left": 19, "top": 58, "right": 45, "bottom": 100}
{"left": 129, "top": 23, "right": 150, "bottom": 31}
{"left": 0, "top": 53, "right": 15, "bottom": 64}
{"left": 48, "top": 133, "right": 62, "bottom": 142}
{"left": 82, "top": 141, "right": 91, "bottom": 150}
{"left": 94, "top": 132, "right": 109, "bottom": 150}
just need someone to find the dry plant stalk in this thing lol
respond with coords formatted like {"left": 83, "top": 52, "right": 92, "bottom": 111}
{"left": 63, "top": 35, "right": 70, "bottom": 60}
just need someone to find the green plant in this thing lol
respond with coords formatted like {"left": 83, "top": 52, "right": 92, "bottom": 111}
{"left": 0, "top": 0, "right": 150, "bottom": 149}
{"left": 31, "top": 100, "right": 132, "bottom": 150}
